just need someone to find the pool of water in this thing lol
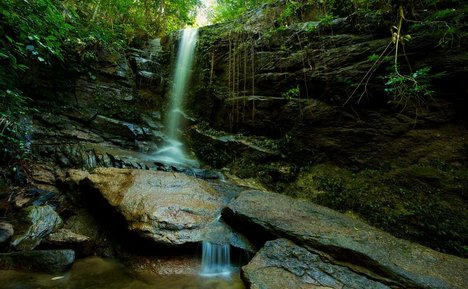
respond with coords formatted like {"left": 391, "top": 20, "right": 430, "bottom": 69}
{"left": 0, "top": 257, "right": 245, "bottom": 289}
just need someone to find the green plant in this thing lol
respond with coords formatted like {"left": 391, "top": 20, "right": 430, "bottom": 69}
{"left": 319, "top": 13, "right": 335, "bottom": 25}
{"left": 282, "top": 85, "right": 300, "bottom": 100}
{"left": 0, "top": 89, "right": 31, "bottom": 163}
{"left": 212, "top": 0, "right": 263, "bottom": 23}
{"left": 383, "top": 66, "right": 437, "bottom": 109}
{"left": 345, "top": 5, "right": 451, "bottom": 109}
{"left": 367, "top": 53, "right": 380, "bottom": 62}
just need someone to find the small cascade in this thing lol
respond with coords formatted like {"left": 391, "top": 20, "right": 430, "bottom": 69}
{"left": 154, "top": 28, "right": 198, "bottom": 166}
{"left": 200, "top": 241, "right": 232, "bottom": 277}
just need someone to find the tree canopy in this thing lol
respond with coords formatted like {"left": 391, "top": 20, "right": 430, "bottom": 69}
{"left": 1, "top": 0, "right": 202, "bottom": 162}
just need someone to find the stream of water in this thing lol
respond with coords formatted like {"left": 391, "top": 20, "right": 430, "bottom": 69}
{"left": 0, "top": 257, "right": 245, "bottom": 289}
{"left": 200, "top": 241, "right": 232, "bottom": 277}
{"left": 153, "top": 28, "right": 198, "bottom": 167}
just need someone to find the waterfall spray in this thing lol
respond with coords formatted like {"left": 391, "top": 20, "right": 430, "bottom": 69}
{"left": 154, "top": 28, "right": 198, "bottom": 166}
{"left": 200, "top": 241, "right": 232, "bottom": 277}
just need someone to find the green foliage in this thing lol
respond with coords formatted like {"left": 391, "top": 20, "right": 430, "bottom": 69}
{"left": 0, "top": 0, "right": 69, "bottom": 162}
{"left": 408, "top": 3, "right": 468, "bottom": 48}
{"left": 0, "top": 0, "right": 72, "bottom": 65}
{"left": 212, "top": 0, "right": 262, "bottom": 23}
{"left": 367, "top": 53, "right": 380, "bottom": 62}
{"left": 276, "top": 0, "right": 301, "bottom": 26}
{"left": 0, "top": 0, "right": 202, "bottom": 164}
{"left": 282, "top": 85, "right": 300, "bottom": 100}
{"left": 384, "top": 67, "right": 446, "bottom": 109}
{"left": 0, "top": 89, "right": 31, "bottom": 163}
{"left": 318, "top": 13, "right": 335, "bottom": 25}
{"left": 287, "top": 162, "right": 468, "bottom": 257}
{"left": 60, "top": 0, "right": 200, "bottom": 43}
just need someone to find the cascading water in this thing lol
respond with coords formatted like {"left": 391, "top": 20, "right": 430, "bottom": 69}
{"left": 154, "top": 28, "right": 198, "bottom": 166}
{"left": 154, "top": 27, "right": 234, "bottom": 279}
{"left": 200, "top": 241, "right": 232, "bottom": 277}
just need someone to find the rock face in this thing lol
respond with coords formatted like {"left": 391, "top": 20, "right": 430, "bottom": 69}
{"left": 183, "top": 6, "right": 468, "bottom": 256}
{"left": 243, "top": 238, "right": 391, "bottom": 289}
{"left": 64, "top": 168, "right": 253, "bottom": 250}
{"left": 189, "top": 10, "right": 467, "bottom": 170}
{"left": 12, "top": 205, "right": 63, "bottom": 251}
{"left": 0, "top": 249, "right": 75, "bottom": 273}
{"left": 224, "top": 190, "right": 468, "bottom": 289}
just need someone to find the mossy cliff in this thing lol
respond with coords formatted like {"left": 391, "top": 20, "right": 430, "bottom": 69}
{"left": 180, "top": 3, "right": 468, "bottom": 256}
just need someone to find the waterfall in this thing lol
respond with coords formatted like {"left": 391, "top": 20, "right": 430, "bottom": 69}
{"left": 166, "top": 28, "right": 198, "bottom": 141}
{"left": 200, "top": 241, "right": 232, "bottom": 277}
{"left": 154, "top": 28, "right": 198, "bottom": 166}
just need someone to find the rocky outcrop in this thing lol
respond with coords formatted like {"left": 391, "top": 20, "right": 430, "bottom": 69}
{"left": 188, "top": 125, "right": 283, "bottom": 169}
{"left": 186, "top": 7, "right": 467, "bottom": 182}
{"left": 180, "top": 2, "right": 468, "bottom": 258}
{"left": 243, "top": 238, "right": 391, "bottom": 289}
{"left": 63, "top": 168, "right": 253, "bottom": 251}
{"left": 0, "top": 249, "right": 75, "bottom": 273}
{"left": 12, "top": 205, "right": 63, "bottom": 251}
{"left": 224, "top": 190, "right": 468, "bottom": 289}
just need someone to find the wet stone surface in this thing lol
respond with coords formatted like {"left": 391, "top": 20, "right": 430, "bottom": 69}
{"left": 225, "top": 190, "right": 468, "bottom": 289}
{"left": 63, "top": 168, "right": 254, "bottom": 251}
{"left": 242, "top": 238, "right": 391, "bottom": 289}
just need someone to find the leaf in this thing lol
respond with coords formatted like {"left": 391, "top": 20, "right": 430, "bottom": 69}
{"left": 17, "top": 64, "right": 29, "bottom": 71}
{"left": 5, "top": 35, "right": 14, "bottom": 43}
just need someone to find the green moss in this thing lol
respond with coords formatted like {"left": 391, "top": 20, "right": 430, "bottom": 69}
{"left": 285, "top": 163, "right": 468, "bottom": 257}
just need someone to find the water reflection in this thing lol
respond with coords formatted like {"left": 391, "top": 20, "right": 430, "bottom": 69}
{"left": 0, "top": 257, "right": 245, "bottom": 289}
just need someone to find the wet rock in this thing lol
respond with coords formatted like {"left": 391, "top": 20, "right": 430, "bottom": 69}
{"left": 31, "top": 166, "right": 60, "bottom": 193}
{"left": 224, "top": 190, "right": 468, "bottom": 289}
{"left": 138, "top": 70, "right": 158, "bottom": 79}
{"left": 243, "top": 238, "right": 391, "bottom": 289}
{"left": 43, "top": 228, "right": 92, "bottom": 256}
{"left": 188, "top": 126, "right": 282, "bottom": 169}
{"left": 64, "top": 168, "right": 253, "bottom": 250}
{"left": 181, "top": 168, "right": 221, "bottom": 180}
{"left": 90, "top": 115, "right": 151, "bottom": 141}
{"left": 46, "top": 228, "right": 90, "bottom": 244}
{"left": 60, "top": 210, "right": 115, "bottom": 257}
{"left": 25, "top": 188, "right": 58, "bottom": 207}
{"left": 0, "top": 249, "right": 75, "bottom": 273}
{"left": 0, "top": 222, "right": 14, "bottom": 247}
{"left": 12, "top": 205, "right": 63, "bottom": 251}
{"left": 73, "top": 78, "right": 137, "bottom": 121}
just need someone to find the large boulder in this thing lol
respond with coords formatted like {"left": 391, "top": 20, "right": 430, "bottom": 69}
{"left": 224, "top": 190, "right": 468, "bottom": 289}
{"left": 243, "top": 238, "right": 391, "bottom": 289}
{"left": 64, "top": 168, "right": 253, "bottom": 250}
{"left": 0, "top": 249, "right": 75, "bottom": 273}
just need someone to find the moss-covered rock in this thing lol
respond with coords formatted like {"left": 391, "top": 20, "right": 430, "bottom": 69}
{"left": 285, "top": 161, "right": 468, "bottom": 257}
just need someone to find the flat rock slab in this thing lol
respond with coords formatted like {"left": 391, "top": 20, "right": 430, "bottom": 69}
{"left": 224, "top": 190, "right": 468, "bottom": 289}
{"left": 0, "top": 249, "right": 75, "bottom": 273}
{"left": 65, "top": 168, "right": 253, "bottom": 250}
{"left": 243, "top": 238, "right": 391, "bottom": 289}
